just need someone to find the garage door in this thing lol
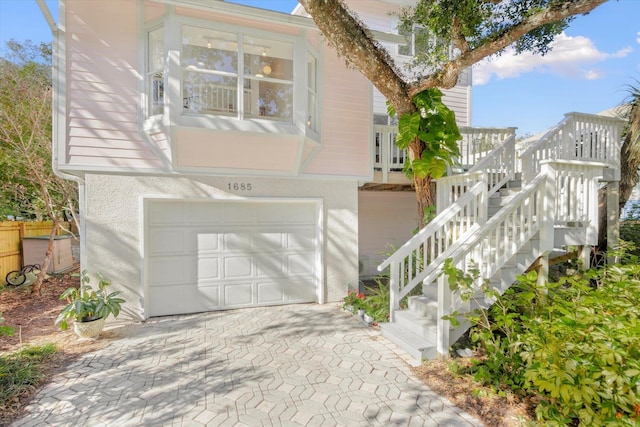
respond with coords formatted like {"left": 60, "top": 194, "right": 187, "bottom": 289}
{"left": 145, "top": 199, "right": 320, "bottom": 317}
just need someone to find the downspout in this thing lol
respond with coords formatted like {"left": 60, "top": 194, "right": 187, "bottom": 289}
{"left": 36, "top": 0, "right": 87, "bottom": 271}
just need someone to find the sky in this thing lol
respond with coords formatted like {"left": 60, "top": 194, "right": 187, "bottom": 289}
{"left": 1, "top": 0, "right": 638, "bottom": 136}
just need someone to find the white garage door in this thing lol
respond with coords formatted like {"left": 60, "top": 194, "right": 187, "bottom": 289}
{"left": 145, "top": 199, "right": 320, "bottom": 317}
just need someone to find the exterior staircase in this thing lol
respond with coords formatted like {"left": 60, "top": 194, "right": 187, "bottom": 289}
{"left": 376, "top": 112, "right": 626, "bottom": 362}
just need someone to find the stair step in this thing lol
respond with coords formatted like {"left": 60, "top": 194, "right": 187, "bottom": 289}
{"left": 380, "top": 322, "right": 436, "bottom": 363}
{"left": 395, "top": 310, "right": 438, "bottom": 340}
{"left": 408, "top": 295, "right": 438, "bottom": 318}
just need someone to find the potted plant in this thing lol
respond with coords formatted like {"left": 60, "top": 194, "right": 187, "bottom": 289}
{"left": 342, "top": 290, "right": 365, "bottom": 314}
{"left": 55, "top": 270, "right": 125, "bottom": 338}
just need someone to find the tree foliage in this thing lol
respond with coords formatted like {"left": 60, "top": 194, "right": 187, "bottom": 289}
{"left": 299, "top": 0, "right": 608, "bottom": 224}
{"left": 619, "top": 79, "right": 640, "bottom": 211}
{"left": 0, "top": 40, "right": 78, "bottom": 293}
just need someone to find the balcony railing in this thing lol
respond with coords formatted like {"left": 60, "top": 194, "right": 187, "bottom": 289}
{"left": 373, "top": 125, "right": 517, "bottom": 183}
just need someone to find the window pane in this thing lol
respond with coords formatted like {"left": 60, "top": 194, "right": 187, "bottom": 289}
{"left": 182, "top": 26, "right": 238, "bottom": 74}
{"left": 243, "top": 36, "right": 293, "bottom": 81}
{"left": 182, "top": 26, "right": 238, "bottom": 114}
{"left": 307, "top": 52, "right": 316, "bottom": 91}
{"left": 373, "top": 114, "right": 388, "bottom": 125}
{"left": 244, "top": 80, "right": 292, "bottom": 121}
{"left": 150, "top": 72, "right": 164, "bottom": 116}
{"left": 183, "top": 72, "right": 238, "bottom": 114}
{"left": 148, "top": 27, "right": 164, "bottom": 71}
{"left": 307, "top": 92, "right": 317, "bottom": 130}
{"left": 398, "top": 27, "right": 412, "bottom": 56}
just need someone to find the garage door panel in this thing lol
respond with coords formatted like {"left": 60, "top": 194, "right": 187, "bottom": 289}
{"left": 256, "top": 253, "right": 285, "bottom": 277}
{"left": 150, "top": 256, "right": 196, "bottom": 286}
{"left": 149, "top": 229, "right": 186, "bottom": 256}
{"left": 224, "top": 282, "right": 253, "bottom": 306}
{"left": 287, "top": 229, "right": 315, "bottom": 249}
{"left": 287, "top": 252, "right": 315, "bottom": 275}
{"left": 282, "top": 278, "right": 317, "bottom": 302}
{"left": 194, "top": 285, "right": 221, "bottom": 309}
{"left": 220, "top": 203, "right": 254, "bottom": 223}
{"left": 150, "top": 203, "right": 186, "bottom": 225}
{"left": 197, "top": 257, "right": 220, "bottom": 279}
{"left": 257, "top": 281, "right": 285, "bottom": 303}
{"left": 147, "top": 200, "right": 319, "bottom": 316}
{"left": 148, "top": 285, "right": 188, "bottom": 316}
{"left": 224, "top": 256, "right": 253, "bottom": 278}
{"left": 196, "top": 233, "right": 219, "bottom": 251}
{"left": 253, "top": 232, "right": 284, "bottom": 251}
{"left": 187, "top": 203, "right": 221, "bottom": 223}
{"left": 223, "top": 233, "right": 253, "bottom": 251}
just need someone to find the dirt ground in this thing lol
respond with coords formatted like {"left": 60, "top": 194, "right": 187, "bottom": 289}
{"left": 1, "top": 269, "right": 534, "bottom": 426}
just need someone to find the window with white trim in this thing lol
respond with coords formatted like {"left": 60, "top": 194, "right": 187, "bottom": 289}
{"left": 307, "top": 51, "right": 318, "bottom": 132}
{"left": 181, "top": 25, "right": 294, "bottom": 122}
{"left": 147, "top": 26, "right": 164, "bottom": 117}
{"left": 398, "top": 25, "right": 429, "bottom": 57}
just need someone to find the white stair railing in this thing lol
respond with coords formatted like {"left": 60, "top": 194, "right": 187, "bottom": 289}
{"left": 457, "top": 127, "right": 517, "bottom": 170}
{"left": 519, "top": 112, "right": 624, "bottom": 183}
{"left": 377, "top": 112, "right": 625, "bottom": 357}
{"left": 378, "top": 178, "right": 487, "bottom": 321}
{"left": 437, "top": 132, "right": 517, "bottom": 211}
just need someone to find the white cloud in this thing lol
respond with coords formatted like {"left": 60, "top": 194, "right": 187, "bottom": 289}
{"left": 473, "top": 33, "right": 632, "bottom": 85}
{"left": 637, "top": 31, "right": 640, "bottom": 44}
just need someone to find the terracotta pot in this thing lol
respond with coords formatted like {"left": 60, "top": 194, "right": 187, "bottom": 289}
{"left": 73, "top": 317, "right": 105, "bottom": 339}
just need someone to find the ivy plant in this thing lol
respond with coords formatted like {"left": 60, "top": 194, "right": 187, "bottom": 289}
{"left": 388, "top": 88, "right": 461, "bottom": 180}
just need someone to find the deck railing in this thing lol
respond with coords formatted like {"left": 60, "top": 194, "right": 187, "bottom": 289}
{"left": 378, "top": 113, "right": 624, "bottom": 352}
{"left": 372, "top": 125, "right": 516, "bottom": 183}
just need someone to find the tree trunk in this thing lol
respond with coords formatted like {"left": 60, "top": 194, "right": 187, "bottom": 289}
{"left": 619, "top": 101, "right": 640, "bottom": 211}
{"left": 29, "top": 218, "right": 59, "bottom": 296}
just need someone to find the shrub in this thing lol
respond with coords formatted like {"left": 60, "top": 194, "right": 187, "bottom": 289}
{"left": 0, "top": 344, "right": 57, "bottom": 412}
{"left": 445, "top": 257, "right": 640, "bottom": 426}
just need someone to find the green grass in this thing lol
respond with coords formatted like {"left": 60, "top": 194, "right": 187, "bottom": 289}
{"left": 0, "top": 344, "right": 58, "bottom": 410}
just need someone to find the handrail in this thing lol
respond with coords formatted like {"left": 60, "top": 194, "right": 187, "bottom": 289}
{"left": 378, "top": 180, "right": 487, "bottom": 321}
{"left": 519, "top": 112, "right": 625, "bottom": 183}
{"left": 372, "top": 125, "right": 516, "bottom": 183}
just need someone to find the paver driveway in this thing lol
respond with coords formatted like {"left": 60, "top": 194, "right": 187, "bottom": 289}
{"left": 13, "top": 304, "right": 482, "bottom": 426}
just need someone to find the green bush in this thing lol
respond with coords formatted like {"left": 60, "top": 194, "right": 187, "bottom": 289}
{"left": 445, "top": 257, "right": 640, "bottom": 426}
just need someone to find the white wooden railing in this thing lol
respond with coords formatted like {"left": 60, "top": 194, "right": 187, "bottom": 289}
{"left": 373, "top": 126, "right": 516, "bottom": 183}
{"left": 519, "top": 112, "right": 623, "bottom": 182}
{"left": 378, "top": 179, "right": 487, "bottom": 321}
{"left": 377, "top": 113, "right": 624, "bottom": 354}
{"left": 183, "top": 84, "right": 253, "bottom": 114}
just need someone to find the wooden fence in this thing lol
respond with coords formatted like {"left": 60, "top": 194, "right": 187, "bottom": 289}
{"left": 0, "top": 221, "right": 72, "bottom": 282}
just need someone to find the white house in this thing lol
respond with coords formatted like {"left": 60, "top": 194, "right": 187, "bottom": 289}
{"left": 42, "top": 0, "right": 470, "bottom": 320}
{"left": 43, "top": 0, "right": 627, "bottom": 361}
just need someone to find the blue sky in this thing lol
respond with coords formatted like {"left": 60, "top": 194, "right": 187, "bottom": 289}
{"left": 1, "top": 0, "right": 638, "bottom": 136}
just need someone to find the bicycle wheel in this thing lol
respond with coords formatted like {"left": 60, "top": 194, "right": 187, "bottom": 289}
{"left": 24, "top": 264, "right": 41, "bottom": 274}
{"left": 6, "top": 270, "right": 26, "bottom": 286}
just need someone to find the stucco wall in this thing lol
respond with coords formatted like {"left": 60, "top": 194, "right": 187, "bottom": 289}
{"left": 358, "top": 191, "right": 418, "bottom": 277}
{"left": 83, "top": 173, "right": 358, "bottom": 320}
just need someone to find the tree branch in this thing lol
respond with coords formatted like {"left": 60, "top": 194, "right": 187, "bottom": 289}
{"left": 409, "top": 0, "right": 608, "bottom": 96}
{"left": 298, "top": 0, "right": 415, "bottom": 114}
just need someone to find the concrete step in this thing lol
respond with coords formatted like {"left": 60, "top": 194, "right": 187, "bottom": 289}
{"left": 394, "top": 310, "right": 438, "bottom": 341}
{"left": 408, "top": 295, "right": 438, "bottom": 320}
{"left": 380, "top": 322, "right": 436, "bottom": 363}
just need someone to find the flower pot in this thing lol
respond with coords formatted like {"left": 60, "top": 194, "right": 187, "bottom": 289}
{"left": 363, "top": 313, "right": 374, "bottom": 324}
{"left": 357, "top": 309, "right": 365, "bottom": 319}
{"left": 73, "top": 317, "right": 105, "bottom": 339}
{"left": 344, "top": 304, "right": 354, "bottom": 314}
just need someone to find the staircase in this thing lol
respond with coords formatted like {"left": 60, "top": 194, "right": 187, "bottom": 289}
{"left": 377, "top": 112, "right": 625, "bottom": 362}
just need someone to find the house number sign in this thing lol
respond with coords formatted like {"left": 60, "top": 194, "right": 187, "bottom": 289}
{"left": 227, "top": 183, "right": 253, "bottom": 191}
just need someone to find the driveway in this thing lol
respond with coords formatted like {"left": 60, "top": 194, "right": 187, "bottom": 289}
{"left": 13, "top": 304, "right": 481, "bottom": 426}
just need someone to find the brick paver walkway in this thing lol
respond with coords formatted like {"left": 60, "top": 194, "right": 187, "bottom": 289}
{"left": 13, "top": 304, "right": 482, "bottom": 426}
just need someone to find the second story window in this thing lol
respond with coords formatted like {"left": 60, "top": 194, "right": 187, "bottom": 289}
{"left": 147, "top": 26, "right": 164, "bottom": 117}
{"left": 181, "top": 25, "right": 294, "bottom": 122}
